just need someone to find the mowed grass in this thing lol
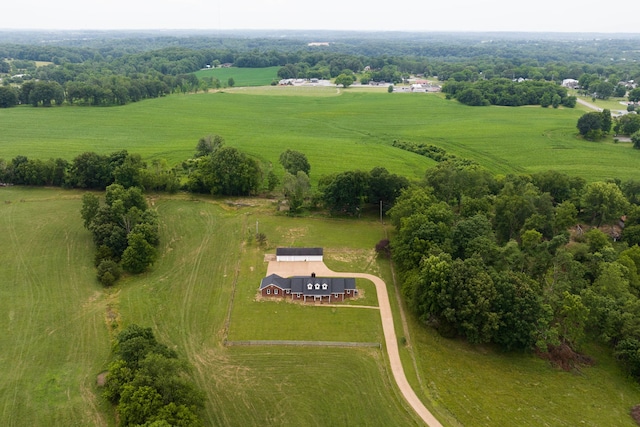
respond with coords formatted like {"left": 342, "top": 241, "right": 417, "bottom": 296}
{"left": 2, "top": 88, "right": 640, "bottom": 182}
{"left": 0, "top": 187, "right": 110, "bottom": 426}
{"left": 229, "top": 212, "right": 385, "bottom": 343}
{"left": 194, "top": 66, "right": 279, "bottom": 86}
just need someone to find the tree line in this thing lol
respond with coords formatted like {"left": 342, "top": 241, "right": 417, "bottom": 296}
{"left": 386, "top": 160, "right": 640, "bottom": 379}
{"left": 442, "top": 78, "right": 577, "bottom": 107}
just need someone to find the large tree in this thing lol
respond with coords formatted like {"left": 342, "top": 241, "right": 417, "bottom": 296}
{"left": 206, "top": 147, "right": 261, "bottom": 196}
{"left": 279, "top": 149, "right": 310, "bottom": 176}
{"left": 367, "top": 166, "right": 410, "bottom": 213}
{"left": 194, "top": 134, "right": 224, "bottom": 158}
{"left": 629, "top": 88, "right": 640, "bottom": 103}
{"left": 282, "top": 171, "right": 310, "bottom": 215}
{"left": 577, "top": 111, "right": 604, "bottom": 140}
{"left": 0, "top": 86, "right": 18, "bottom": 108}
{"left": 335, "top": 73, "right": 355, "bottom": 88}
{"left": 615, "top": 113, "right": 640, "bottom": 136}
{"left": 321, "top": 170, "right": 369, "bottom": 215}
{"left": 29, "top": 81, "right": 64, "bottom": 106}
{"left": 581, "top": 181, "right": 629, "bottom": 226}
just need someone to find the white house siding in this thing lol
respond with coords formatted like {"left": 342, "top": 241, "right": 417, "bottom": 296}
{"left": 276, "top": 255, "right": 323, "bottom": 262}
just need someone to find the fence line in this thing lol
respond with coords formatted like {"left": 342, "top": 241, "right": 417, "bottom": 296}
{"left": 224, "top": 340, "right": 381, "bottom": 348}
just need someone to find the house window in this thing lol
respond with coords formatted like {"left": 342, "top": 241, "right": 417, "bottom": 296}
{"left": 347, "top": 290, "right": 350, "bottom": 294}
{"left": 322, "top": 283, "right": 328, "bottom": 290}
{"left": 286, "top": 290, "right": 290, "bottom": 294}
{"left": 307, "top": 283, "right": 313, "bottom": 290}
{"left": 266, "top": 289, "right": 271, "bottom": 295}
{"left": 274, "top": 289, "right": 279, "bottom": 295}
{"left": 314, "top": 283, "right": 320, "bottom": 290}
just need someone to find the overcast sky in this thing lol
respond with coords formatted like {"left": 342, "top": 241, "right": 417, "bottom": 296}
{"left": 2, "top": 0, "right": 638, "bottom": 33}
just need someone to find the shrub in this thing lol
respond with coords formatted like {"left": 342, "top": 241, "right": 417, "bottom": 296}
{"left": 97, "top": 259, "right": 122, "bottom": 286}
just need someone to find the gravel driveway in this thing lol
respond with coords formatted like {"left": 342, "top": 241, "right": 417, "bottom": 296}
{"left": 266, "top": 260, "right": 442, "bottom": 427}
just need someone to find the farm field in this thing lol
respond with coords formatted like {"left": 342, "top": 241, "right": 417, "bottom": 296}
{"left": 194, "top": 66, "right": 279, "bottom": 87}
{"left": 1, "top": 89, "right": 640, "bottom": 182}
{"left": 3, "top": 186, "right": 640, "bottom": 426}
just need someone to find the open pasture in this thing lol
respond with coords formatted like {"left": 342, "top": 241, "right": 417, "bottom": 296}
{"left": 0, "top": 187, "right": 110, "bottom": 426}
{"left": 1, "top": 89, "right": 639, "bottom": 182}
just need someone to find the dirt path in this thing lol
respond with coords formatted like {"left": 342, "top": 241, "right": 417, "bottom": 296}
{"left": 266, "top": 261, "right": 442, "bottom": 427}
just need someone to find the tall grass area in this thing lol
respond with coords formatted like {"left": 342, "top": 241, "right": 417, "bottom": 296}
{"left": 1, "top": 90, "right": 639, "bottom": 182}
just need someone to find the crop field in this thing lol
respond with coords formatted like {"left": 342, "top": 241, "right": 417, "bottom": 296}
{"left": 1, "top": 88, "right": 640, "bottom": 183}
{"left": 3, "top": 185, "right": 640, "bottom": 426}
{"left": 194, "top": 66, "right": 279, "bottom": 87}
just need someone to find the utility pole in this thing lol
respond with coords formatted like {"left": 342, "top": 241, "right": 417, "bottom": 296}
{"left": 256, "top": 220, "right": 259, "bottom": 235}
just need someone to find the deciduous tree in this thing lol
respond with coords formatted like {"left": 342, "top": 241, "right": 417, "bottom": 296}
{"left": 279, "top": 149, "right": 310, "bottom": 176}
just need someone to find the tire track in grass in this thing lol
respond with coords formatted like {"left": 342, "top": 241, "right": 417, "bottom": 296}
{"left": 179, "top": 208, "right": 215, "bottom": 356}
{"left": 201, "top": 210, "right": 247, "bottom": 426}
{"left": 175, "top": 205, "right": 230, "bottom": 425}
{"left": 2, "top": 201, "right": 38, "bottom": 423}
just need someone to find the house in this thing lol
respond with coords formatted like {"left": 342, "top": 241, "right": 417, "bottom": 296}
{"left": 260, "top": 273, "right": 357, "bottom": 303}
{"left": 276, "top": 247, "right": 323, "bottom": 262}
{"left": 562, "top": 79, "right": 580, "bottom": 89}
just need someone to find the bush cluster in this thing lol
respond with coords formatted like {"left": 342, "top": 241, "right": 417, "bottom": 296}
{"left": 103, "top": 325, "right": 204, "bottom": 426}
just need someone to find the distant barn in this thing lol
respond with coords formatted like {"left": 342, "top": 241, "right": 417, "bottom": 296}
{"left": 275, "top": 247, "right": 323, "bottom": 262}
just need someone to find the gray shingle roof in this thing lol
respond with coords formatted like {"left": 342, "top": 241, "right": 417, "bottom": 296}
{"left": 260, "top": 274, "right": 355, "bottom": 296}
{"left": 276, "top": 247, "right": 323, "bottom": 256}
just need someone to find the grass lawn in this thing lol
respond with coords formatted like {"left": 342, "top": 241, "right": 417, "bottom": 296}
{"left": 2, "top": 89, "right": 640, "bottom": 183}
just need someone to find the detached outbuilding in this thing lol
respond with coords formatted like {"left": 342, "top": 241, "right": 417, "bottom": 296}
{"left": 275, "top": 247, "right": 323, "bottom": 262}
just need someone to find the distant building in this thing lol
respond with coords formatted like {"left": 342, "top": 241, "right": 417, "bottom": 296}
{"left": 259, "top": 273, "right": 357, "bottom": 303}
{"left": 562, "top": 79, "right": 580, "bottom": 89}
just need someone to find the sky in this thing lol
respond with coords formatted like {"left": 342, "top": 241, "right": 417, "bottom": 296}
{"left": 1, "top": 0, "right": 638, "bottom": 33}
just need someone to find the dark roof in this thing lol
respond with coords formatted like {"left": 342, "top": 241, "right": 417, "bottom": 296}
{"left": 260, "top": 274, "right": 355, "bottom": 296}
{"left": 259, "top": 274, "right": 290, "bottom": 290}
{"left": 276, "top": 247, "right": 323, "bottom": 256}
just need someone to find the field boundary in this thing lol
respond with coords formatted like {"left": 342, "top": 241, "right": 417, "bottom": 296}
{"left": 224, "top": 340, "right": 380, "bottom": 348}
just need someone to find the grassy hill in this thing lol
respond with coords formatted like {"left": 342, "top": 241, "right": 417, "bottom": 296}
{"left": 2, "top": 186, "right": 640, "bottom": 426}
{"left": 1, "top": 89, "right": 638, "bottom": 183}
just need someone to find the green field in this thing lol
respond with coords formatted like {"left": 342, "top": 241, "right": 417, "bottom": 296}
{"left": 1, "top": 89, "right": 639, "bottom": 183}
{"left": 3, "top": 186, "right": 640, "bottom": 426}
{"left": 194, "top": 66, "right": 279, "bottom": 87}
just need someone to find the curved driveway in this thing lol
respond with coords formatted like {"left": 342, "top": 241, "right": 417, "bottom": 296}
{"left": 267, "top": 261, "right": 442, "bottom": 427}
